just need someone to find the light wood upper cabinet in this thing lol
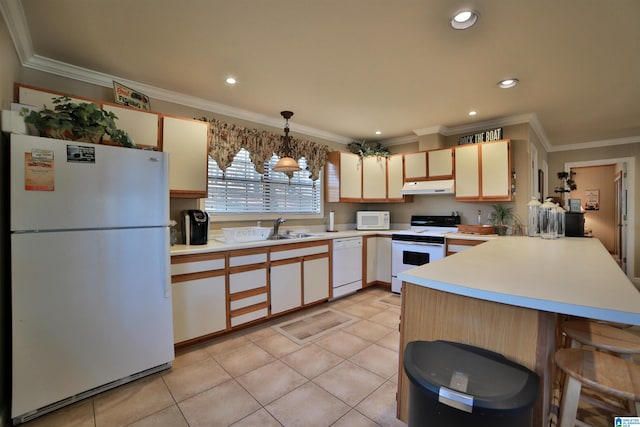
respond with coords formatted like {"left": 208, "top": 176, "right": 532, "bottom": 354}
{"left": 427, "top": 148, "right": 453, "bottom": 179}
{"left": 403, "top": 148, "right": 453, "bottom": 181}
{"left": 404, "top": 152, "right": 427, "bottom": 181}
{"left": 161, "top": 115, "right": 209, "bottom": 198}
{"left": 387, "top": 154, "right": 404, "bottom": 200}
{"left": 326, "top": 151, "right": 409, "bottom": 203}
{"left": 102, "top": 104, "right": 159, "bottom": 149}
{"left": 325, "top": 151, "right": 362, "bottom": 202}
{"left": 481, "top": 140, "right": 510, "bottom": 199}
{"left": 362, "top": 156, "right": 387, "bottom": 200}
{"left": 18, "top": 85, "right": 88, "bottom": 109}
{"left": 454, "top": 139, "right": 511, "bottom": 201}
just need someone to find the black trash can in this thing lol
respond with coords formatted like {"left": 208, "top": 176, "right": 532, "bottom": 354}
{"left": 403, "top": 340, "right": 539, "bottom": 427}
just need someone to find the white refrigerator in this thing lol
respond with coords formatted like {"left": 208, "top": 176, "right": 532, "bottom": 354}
{"left": 9, "top": 134, "right": 174, "bottom": 423}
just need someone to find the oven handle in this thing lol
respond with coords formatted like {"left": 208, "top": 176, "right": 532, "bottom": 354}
{"left": 392, "top": 241, "right": 443, "bottom": 247}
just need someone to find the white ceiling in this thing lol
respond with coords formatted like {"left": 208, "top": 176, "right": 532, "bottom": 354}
{"left": 3, "top": 0, "right": 640, "bottom": 150}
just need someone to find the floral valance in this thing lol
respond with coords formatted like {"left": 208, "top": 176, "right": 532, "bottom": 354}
{"left": 201, "top": 117, "right": 330, "bottom": 180}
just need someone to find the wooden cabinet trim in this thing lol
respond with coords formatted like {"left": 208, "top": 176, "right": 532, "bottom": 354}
{"left": 230, "top": 301, "right": 269, "bottom": 318}
{"left": 172, "top": 269, "right": 225, "bottom": 283}
{"left": 228, "top": 262, "right": 268, "bottom": 274}
{"left": 172, "top": 252, "right": 226, "bottom": 264}
{"left": 229, "top": 286, "right": 268, "bottom": 301}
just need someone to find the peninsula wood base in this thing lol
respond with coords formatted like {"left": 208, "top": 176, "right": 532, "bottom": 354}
{"left": 397, "top": 283, "right": 557, "bottom": 426}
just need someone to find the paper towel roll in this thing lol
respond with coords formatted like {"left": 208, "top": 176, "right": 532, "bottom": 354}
{"left": 328, "top": 211, "right": 335, "bottom": 231}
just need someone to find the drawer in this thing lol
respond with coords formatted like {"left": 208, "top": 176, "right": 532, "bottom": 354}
{"left": 229, "top": 268, "right": 267, "bottom": 294}
{"left": 270, "top": 244, "right": 330, "bottom": 261}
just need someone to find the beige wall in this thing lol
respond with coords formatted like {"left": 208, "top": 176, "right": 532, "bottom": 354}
{"left": 549, "top": 143, "right": 640, "bottom": 278}
{"left": 1, "top": 16, "right": 22, "bottom": 427}
{"left": 569, "top": 165, "right": 616, "bottom": 251}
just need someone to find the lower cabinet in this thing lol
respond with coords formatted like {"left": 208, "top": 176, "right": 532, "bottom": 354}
{"left": 270, "top": 241, "right": 331, "bottom": 315}
{"left": 270, "top": 260, "right": 302, "bottom": 315}
{"left": 171, "top": 252, "right": 227, "bottom": 344}
{"left": 228, "top": 248, "right": 269, "bottom": 327}
{"left": 365, "top": 235, "right": 392, "bottom": 286}
{"left": 303, "top": 255, "right": 330, "bottom": 304}
{"left": 170, "top": 240, "right": 331, "bottom": 345}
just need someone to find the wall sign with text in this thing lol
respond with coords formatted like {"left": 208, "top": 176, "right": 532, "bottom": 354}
{"left": 458, "top": 127, "right": 503, "bottom": 145}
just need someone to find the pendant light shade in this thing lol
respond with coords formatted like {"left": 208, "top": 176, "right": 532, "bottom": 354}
{"left": 273, "top": 110, "right": 301, "bottom": 172}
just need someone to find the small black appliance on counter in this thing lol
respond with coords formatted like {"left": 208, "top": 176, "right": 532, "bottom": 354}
{"left": 182, "top": 210, "right": 209, "bottom": 245}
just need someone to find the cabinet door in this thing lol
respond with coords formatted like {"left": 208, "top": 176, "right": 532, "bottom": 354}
{"left": 303, "top": 255, "right": 329, "bottom": 304}
{"left": 162, "top": 116, "right": 209, "bottom": 198}
{"left": 387, "top": 154, "right": 404, "bottom": 200}
{"left": 362, "top": 156, "right": 387, "bottom": 200}
{"left": 271, "top": 260, "right": 302, "bottom": 314}
{"left": 18, "top": 85, "right": 87, "bottom": 110}
{"left": 172, "top": 273, "right": 226, "bottom": 343}
{"left": 404, "top": 152, "right": 427, "bottom": 181}
{"left": 365, "top": 237, "right": 378, "bottom": 286}
{"left": 481, "top": 140, "right": 511, "bottom": 199}
{"left": 454, "top": 144, "right": 480, "bottom": 199}
{"left": 375, "top": 236, "right": 392, "bottom": 283}
{"left": 103, "top": 104, "right": 159, "bottom": 148}
{"left": 427, "top": 148, "right": 453, "bottom": 179}
{"left": 340, "top": 152, "right": 363, "bottom": 200}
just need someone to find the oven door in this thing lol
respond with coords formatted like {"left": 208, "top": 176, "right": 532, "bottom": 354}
{"left": 391, "top": 241, "right": 445, "bottom": 294}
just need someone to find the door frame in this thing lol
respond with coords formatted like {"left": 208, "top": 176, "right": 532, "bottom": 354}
{"left": 564, "top": 157, "right": 635, "bottom": 280}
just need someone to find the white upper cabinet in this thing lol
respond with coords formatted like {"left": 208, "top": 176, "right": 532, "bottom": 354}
{"left": 102, "top": 104, "right": 159, "bottom": 149}
{"left": 161, "top": 116, "right": 209, "bottom": 198}
{"left": 387, "top": 154, "right": 404, "bottom": 200}
{"left": 18, "top": 85, "right": 88, "bottom": 109}
{"left": 325, "top": 151, "right": 362, "bottom": 202}
{"left": 427, "top": 148, "right": 453, "bottom": 179}
{"left": 326, "top": 151, "right": 408, "bottom": 203}
{"left": 454, "top": 140, "right": 511, "bottom": 201}
{"left": 362, "top": 156, "right": 387, "bottom": 200}
{"left": 481, "top": 140, "right": 511, "bottom": 199}
{"left": 404, "top": 152, "right": 427, "bottom": 181}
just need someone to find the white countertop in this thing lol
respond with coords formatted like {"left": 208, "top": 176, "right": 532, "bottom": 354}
{"left": 398, "top": 236, "right": 640, "bottom": 325}
{"left": 170, "top": 229, "right": 395, "bottom": 255}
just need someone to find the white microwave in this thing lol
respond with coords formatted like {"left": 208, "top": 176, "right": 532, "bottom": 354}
{"left": 357, "top": 211, "right": 390, "bottom": 230}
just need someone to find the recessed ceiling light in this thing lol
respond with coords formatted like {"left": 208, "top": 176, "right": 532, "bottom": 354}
{"left": 225, "top": 76, "right": 237, "bottom": 85}
{"left": 375, "top": 130, "right": 382, "bottom": 135}
{"left": 468, "top": 111, "right": 477, "bottom": 116}
{"left": 450, "top": 10, "right": 479, "bottom": 30}
{"left": 497, "top": 78, "right": 519, "bottom": 89}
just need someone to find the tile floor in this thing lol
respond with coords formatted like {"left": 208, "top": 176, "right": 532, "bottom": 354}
{"left": 22, "top": 286, "right": 407, "bottom": 427}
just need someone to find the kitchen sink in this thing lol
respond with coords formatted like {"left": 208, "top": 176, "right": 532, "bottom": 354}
{"left": 267, "top": 234, "right": 291, "bottom": 240}
{"left": 267, "top": 233, "right": 315, "bottom": 240}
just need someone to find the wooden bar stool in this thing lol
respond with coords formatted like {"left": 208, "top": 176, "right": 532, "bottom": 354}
{"left": 561, "top": 320, "right": 640, "bottom": 361}
{"left": 555, "top": 348, "right": 640, "bottom": 427}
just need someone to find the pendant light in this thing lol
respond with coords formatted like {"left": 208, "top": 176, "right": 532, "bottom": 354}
{"left": 273, "top": 110, "right": 301, "bottom": 172}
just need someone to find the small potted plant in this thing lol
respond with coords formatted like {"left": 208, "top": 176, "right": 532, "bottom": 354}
{"left": 490, "top": 204, "right": 521, "bottom": 235}
{"left": 21, "top": 96, "right": 135, "bottom": 147}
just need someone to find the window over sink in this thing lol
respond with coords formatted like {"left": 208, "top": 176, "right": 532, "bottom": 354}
{"left": 204, "top": 148, "right": 322, "bottom": 219}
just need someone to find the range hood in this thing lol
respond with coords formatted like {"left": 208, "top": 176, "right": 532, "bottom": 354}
{"left": 401, "top": 179, "right": 455, "bottom": 195}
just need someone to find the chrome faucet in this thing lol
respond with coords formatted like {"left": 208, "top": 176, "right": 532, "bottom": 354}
{"left": 273, "top": 217, "right": 287, "bottom": 236}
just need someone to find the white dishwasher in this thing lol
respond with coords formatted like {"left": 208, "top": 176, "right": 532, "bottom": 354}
{"left": 332, "top": 236, "right": 363, "bottom": 299}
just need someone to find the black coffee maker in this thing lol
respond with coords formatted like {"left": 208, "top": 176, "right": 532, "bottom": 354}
{"left": 182, "top": 210, "right": 209, "bottom": 245}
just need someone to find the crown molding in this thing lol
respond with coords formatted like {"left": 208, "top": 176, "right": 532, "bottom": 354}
{"left": 413, "top": 125, "right": 450, "bottom": 136}
{"left": 380, "top": 134, "right": 420, "bottom": 147}
{"left": 22, "top": 56, "right": 352, "bottom": 144}
{"left": 0, "top": 0, "right": 33, "bottom": 63}
{"left": 549, "top": 135, "right": 640, "bottom": 152}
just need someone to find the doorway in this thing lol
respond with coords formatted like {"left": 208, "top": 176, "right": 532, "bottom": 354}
{"left": 564, "top": 157, "right": 635, "bottom": 280}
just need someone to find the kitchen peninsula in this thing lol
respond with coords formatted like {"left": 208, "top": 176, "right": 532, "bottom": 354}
{"left": 396, "top": 237, "right": 640, "bottom": 426}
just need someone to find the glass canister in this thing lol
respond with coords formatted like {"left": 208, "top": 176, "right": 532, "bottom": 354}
{"left": 555, "top": 205, "right": 566, "bottom": 238}
{"left": 527, "top": 197, "right": 541, "bottom": 237}
{"left": 539, "top": 199, "right": 558, "bottom": 240}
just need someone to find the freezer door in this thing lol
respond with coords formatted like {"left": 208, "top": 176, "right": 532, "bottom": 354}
{"left": 10, "top": 134, "right": 169, "bottom": 231}
{"left": 11, "top": 227, "right": 174, "bottom": 418}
